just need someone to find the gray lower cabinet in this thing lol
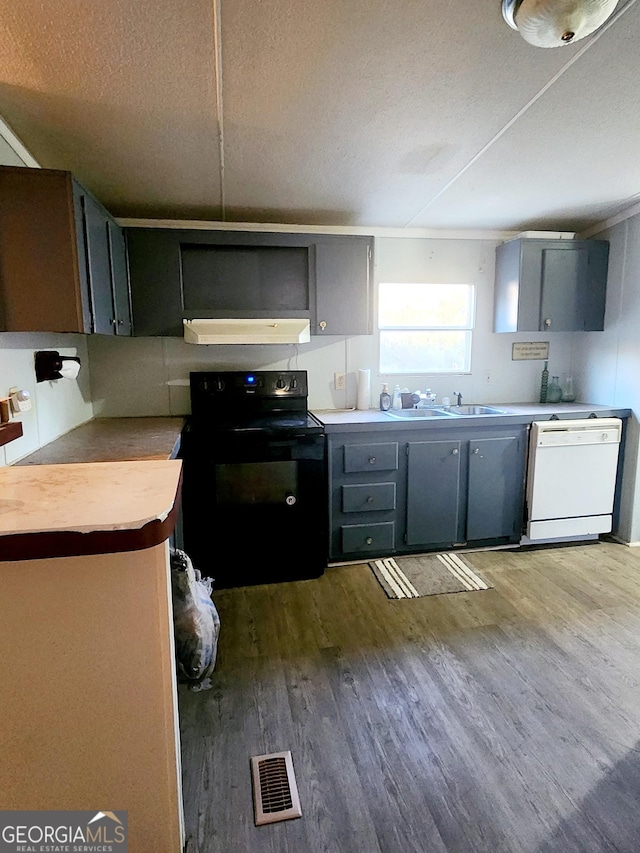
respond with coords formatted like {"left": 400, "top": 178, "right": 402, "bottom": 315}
{"left": 406, "top": 433, "right": 526, "bottom": 549}
{"left": 329, "top": 435, "right": 401, "bottom": 560}
{"left": 125, "top": 227, "right": 373, "bottom": 337}
{"left": 406, "top": 439, "right": 461, "bottom": 546}
{"left": 328, "top": 425, "right": 527, "bottom": 561}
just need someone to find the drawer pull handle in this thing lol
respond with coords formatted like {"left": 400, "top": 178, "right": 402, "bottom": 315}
{"left": 366, "top": 537, "right": 373, "bottom": 545}
{"left": 366, "top": 496, "right": 374, "bottom": 503}
{"left": 369, "top": 456, "right": 376, "bottom": 464}
{"left": 452, "top": 448, "right": 459, "bottom": 455}
{"left": 473, "top": 447, "right": 480, "bottom": 454}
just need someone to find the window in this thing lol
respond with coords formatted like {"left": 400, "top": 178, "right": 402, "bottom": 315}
{"left": 378, "top": 282, "right": 476, "bottom": 373}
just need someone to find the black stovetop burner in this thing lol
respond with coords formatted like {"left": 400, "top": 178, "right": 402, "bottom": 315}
{"left": 207, "top": 412, "right": 324, "bottom": 435}
{"left": 188, "top": 370, "right": 324, "bottom": 436}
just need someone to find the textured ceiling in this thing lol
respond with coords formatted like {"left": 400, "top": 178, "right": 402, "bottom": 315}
{"left": 0, "top": 0, "right": 639, "bottom": 232}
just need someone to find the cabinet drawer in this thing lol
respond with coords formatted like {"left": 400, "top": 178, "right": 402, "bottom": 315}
{"left": 341, "top": 482, "right": 396, "bottom": 513}
{"left": 343, "top": 442, "right": 398, "bottom": 473}
{"left": 341, "top": 522, "right": 395, "bottom": 554}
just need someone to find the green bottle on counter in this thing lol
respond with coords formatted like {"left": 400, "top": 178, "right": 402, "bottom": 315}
{"left": 539, "top": 361, "right": 549, "bottom": 403}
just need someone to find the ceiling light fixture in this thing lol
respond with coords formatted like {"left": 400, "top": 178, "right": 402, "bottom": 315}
{"left": 502, "top": 0, "right": 619, "bottom": 47}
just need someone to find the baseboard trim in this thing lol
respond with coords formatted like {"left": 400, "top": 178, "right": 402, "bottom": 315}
{"left": 605, "top": 533, "right": 639, "bottom": 547}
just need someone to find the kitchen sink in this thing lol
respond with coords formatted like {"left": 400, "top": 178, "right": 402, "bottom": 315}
{"left": 448, "top": 405, "right": 506, "bottom": 415}
{"left": 385, "top": 408, "right": 456, "bottom": 419}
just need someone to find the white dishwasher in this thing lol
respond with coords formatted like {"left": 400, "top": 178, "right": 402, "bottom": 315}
{"left": 525, "top": 417, "right": 622, "bottom": 542}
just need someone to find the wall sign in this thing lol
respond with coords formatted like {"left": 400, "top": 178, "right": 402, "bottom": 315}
{"left": 512, "top": 342, "right": 550, "bottom": 361}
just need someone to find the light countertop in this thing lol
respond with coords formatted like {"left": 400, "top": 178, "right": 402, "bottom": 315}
{"left": 0, "top": 459, "right": 182, "bottom": 537}
{"left": 312, "top": 402, "right": 632, "bottom": 430}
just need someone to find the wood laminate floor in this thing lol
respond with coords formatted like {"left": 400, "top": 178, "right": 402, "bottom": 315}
{"left": 179, "top": 541, "right": 640, "bottom": 852}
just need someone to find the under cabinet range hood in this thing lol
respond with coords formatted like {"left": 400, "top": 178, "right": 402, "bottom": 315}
{"left": 183, "top": 318, "right": 311, "bottom": 345}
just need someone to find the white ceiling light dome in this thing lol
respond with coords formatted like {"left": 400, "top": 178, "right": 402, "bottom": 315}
{"left": 502, "top": 0, "right": 619, "bottom": 47}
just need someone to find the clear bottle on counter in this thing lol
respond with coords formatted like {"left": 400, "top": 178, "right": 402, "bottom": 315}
{"left": 561, "top": 375, "right": 576, "bottom": 402}
{"left": 547, "top": 375, "right": 562, "bottom": 403}
{"left": 392, "top": 385, "right": 402, "bottom": 409}
{"left": 379, "top": 384, "right": 391, "bottom": 411}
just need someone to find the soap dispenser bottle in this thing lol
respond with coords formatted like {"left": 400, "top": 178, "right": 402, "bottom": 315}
{"left": 379, "top": 383, "right": 391, "bottom": 411}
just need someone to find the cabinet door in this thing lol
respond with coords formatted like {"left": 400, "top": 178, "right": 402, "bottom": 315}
{"left": 539, "top": 246, "right": 587, "bottom": 331}
{"left": 466, "top": 436, "right": 523, "bottom": 541}
{"left": 126, "top": 229, "right": 184, "bottom": 336}
{"left": 406, "top": 440, "right": 461, "bottom": 546}
{"left": 314, "top": 237, "right": 372, "bottom": 335}
{"left": 82, "top": 193, "right": 115, "bottom": 334}
{"left": 495, "top": 239, "right": 608, "bottom": 333}
{"left": 71, "top": 179, "right": 94, "bottom": 333}
{"left": 107, "top": 220, "right": 132, "bottom": 335}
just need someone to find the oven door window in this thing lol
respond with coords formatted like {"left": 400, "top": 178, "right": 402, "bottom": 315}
{"left": 215, "top": 461, "right": 298, "bottom": 506}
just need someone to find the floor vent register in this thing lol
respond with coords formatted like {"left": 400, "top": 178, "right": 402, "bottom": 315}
{"left": 250, "top": 750, "right": 302, "bottom": 826}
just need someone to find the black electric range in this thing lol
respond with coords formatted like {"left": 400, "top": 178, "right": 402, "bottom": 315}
{"left": 179, "top": 370, "right": 327, "bottom": 588}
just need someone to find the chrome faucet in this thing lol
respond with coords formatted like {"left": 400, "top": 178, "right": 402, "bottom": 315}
{"left": 453, "top": 391, "right": 463, "bottom": 407}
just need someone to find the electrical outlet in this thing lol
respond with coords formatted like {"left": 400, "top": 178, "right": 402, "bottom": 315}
{"left": 334, "top": 372, "right": 346, "bottom": 391}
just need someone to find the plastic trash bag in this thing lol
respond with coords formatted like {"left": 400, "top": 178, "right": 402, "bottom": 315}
{"left": 170, "top": 548, "right": 220, "bottom": 691}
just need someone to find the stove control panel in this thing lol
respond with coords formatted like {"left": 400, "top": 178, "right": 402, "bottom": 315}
{"left": 191, "top": 370, "right": 308, "bottom": 402}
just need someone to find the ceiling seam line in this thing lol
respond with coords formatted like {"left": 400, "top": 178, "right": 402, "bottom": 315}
{"left": 213, "top": 0, "right": 226, "bottom": 220}
{"left": 403, "top": 0, "right": 639, "bottom": 228}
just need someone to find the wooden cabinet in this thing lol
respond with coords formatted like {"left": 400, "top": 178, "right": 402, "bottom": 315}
{"left": 494, "top": 238, "right": 609, "bottom": 332}
{"left": 328, "top": 424, "right": 527, "bottom": 561}
{"left": 125, "top": 227, "right": 373, "bottom": 337}
{"left": 0, "top": 166, "right": 131, "bottom": 335}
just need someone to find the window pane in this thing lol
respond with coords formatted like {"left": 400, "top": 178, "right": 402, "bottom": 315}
{"left": 380, "top": 330, "right": 471, "bottom": 373}
{"left": 379, "top": 283, "right": 474, "bottom": 328}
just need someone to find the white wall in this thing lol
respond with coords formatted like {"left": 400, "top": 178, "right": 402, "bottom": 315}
{"left": 0, "top": 334, "right": 94, "bottom": 465}
{"left": 573, "top": 214, "right": 640, "bottom": 543}
{"left": 0, "top": 127, "right": 94, "bottom": 466}
{"left": 89, "top": 235, "right": 577, "bottom": 416}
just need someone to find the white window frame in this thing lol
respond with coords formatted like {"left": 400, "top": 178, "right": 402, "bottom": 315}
{"left": 378, "top": 282, "right": 476, "bottom": 375}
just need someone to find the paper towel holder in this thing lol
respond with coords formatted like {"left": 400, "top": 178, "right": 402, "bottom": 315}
{"left": 35, "top": 350, "right": 82, "bottom": 382}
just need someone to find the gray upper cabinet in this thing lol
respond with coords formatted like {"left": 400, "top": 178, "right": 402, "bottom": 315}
{"left": 494, "top": 238, "right": 609, "bottom": 332}
{"left": 106, "top": 219, "right": 133, "bottom": 336}
{"left": 0, "top": 165, "right": 131, "bottom": 335}
{"left": 82, "top": 193, "right": 116, "bottom": 335}
{"left": 314, "top": 238, "right": 372, "bottom": 335}
{"left": 125, "top": 227, "right": 373, "bottom": 337}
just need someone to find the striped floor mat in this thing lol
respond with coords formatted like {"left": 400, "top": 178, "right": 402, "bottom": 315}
{"left": 368, "top": 552, "right": 492, "bottom": 599}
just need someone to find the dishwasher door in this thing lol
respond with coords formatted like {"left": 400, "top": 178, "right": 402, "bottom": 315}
{"left": 526, "top": 417, "right": 622, "bottom": 541}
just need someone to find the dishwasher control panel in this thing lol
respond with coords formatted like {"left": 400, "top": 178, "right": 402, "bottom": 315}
{"left": 533, "top": 417, "right": 622, "bottom": 448}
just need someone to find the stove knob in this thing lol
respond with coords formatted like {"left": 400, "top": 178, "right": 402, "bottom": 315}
{"left": 214, "top": 378, "right": 225, "bottom": 392}
{"left": 290, "top": 377, "right": 298, "bottom": 389}
{"left": 276, "top": 378, "right": 287, "bottom": 389}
